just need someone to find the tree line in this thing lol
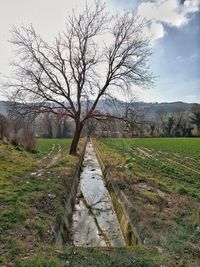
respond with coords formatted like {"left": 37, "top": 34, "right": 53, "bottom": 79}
{"left": 0, "top": 110, "right": 74, "bottom": 151}
{"left": 0, "top": 103, "right": 199, "bottom": 153}
{"left": 86, "top": 103, "right": 200, "bottom": 138}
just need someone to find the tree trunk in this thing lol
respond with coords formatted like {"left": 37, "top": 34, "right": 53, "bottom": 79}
{"left": 69, "top": 123, "right": 83, "bottom": 155}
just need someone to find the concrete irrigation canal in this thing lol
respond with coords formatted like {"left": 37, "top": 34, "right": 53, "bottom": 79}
{"left": 72, "top": 141, "right": 126, "bottom": 247}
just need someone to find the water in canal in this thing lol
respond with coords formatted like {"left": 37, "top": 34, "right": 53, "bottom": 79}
{"left": 72, "top": 141, "right": 125, "bottom": 247}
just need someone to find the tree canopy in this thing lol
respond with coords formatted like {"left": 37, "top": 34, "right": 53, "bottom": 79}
{"left": 5, "top": 1, "right": 154, "bottom": 154}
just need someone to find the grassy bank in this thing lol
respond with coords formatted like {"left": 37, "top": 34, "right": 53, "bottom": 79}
{"left": 0, "top": 139, "right": 80, "bottom": 266}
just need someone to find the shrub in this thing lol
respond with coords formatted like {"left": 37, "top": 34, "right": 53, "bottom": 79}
{"left": 9, "top": 132, "right": 19, "bottom": 146}
{"left": 17, "top": 128, "right": 36, "bottom": 152}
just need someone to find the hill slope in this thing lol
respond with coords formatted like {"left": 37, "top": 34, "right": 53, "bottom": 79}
{"left": 0, "top": 100, "right": 196, "bottom": 119}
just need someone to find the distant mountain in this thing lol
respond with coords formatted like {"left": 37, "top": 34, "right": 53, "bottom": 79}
{"left": 96, "top": 100, "right": 195, "bottom": 119}
{"left": 135, "top": 101, "right": 194, "bottom": 119}
{"left": 0, "top": 100, "right": 196, "bottom": 119}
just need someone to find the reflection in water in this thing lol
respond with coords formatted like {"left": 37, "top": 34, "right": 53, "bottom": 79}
{"left": 72, "top": 141, "right": 125, "bottom": 247}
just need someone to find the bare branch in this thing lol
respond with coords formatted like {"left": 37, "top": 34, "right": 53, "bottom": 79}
{"left": 4, "top": 1, "right": 154, "bottom": 154}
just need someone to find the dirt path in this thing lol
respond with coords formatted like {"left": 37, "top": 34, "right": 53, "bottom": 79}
{"left": 30, "top": 144, "right": 62, "bottom": 177}
{"left": 72, "top": 141, "right": 125, "bottom": 247}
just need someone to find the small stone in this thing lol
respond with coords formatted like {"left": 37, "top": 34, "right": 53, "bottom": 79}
{"left": 156, "top": 246, "right": 163, "bottom": 253}
{"left": 22, "top": 256, "right": 29, "bottom": 260}
{"left": 48, "top": 193, "right": 56, "bottom": 199}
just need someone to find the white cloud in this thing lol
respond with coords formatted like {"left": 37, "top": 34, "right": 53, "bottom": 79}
{"left": 137, "top": 0, "right": 200, "bottom": 41}
{"left": 130, "top": 85, "right": 154, "bottom": 102}
{"left": 149, "top": 20, "right": 165, "bottom": 42}
{"left": 184, "top": 0, "right": 200, "bottom": 13}
{"left": 0, "top": 0, "right": 98, "bottom": 76}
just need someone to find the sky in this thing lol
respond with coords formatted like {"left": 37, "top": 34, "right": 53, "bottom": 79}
{"left": 0, "top": 0, "right": 199, "bottom": 103}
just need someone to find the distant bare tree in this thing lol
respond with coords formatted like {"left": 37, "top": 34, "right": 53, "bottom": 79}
{"left": 124, "top": 101, "right": 145, "bottom": 137}
{"left": 155, "top": 110, "right": 167, "bottom": 136}
{"left": 150, "top": 122, "right": 155, "bottom": 136}
{"left": 5, "top": 1, "right": 153, "bottom": 154}
{"left": 0, "top": 114, "right": 9, "bottom": 139}
{"left": 44, "top": 113, "right": 54, "bottom": 138}
{"left": 62, "top": 116, "right": 71, "bottom": 138}
{"left": 172, "top": 111, "right": 187, "bottom": 136}
{"left": 191, "top": 104, "right": 200, "bottom": 134}
{"left": 164, "top": 116, "right": 174, "bottom": 137}
{"left": 85, "top": 118, "right": 99, "bottom": 136}
{"left": 17, "top": 128, "right": 36, "bottom": 151}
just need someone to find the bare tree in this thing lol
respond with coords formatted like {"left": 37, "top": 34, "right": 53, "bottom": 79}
{"left": 43, "top": 113, "right": 54, "bottom": 138}
{"left": 124, "top": 101, "right": 146, "bottom": 137}
{"left": 155, "top": 110, "right": 167, "bottom": 136}
{"left": 5, "top": 1, "right": 153, "bottom": 154}
{"left": 149, "top": 122, "right": 155, "bottom": 136}
{"left": 191, "top": 104, "right": 200, "bottom": 135}
{"left": 0, "top": 114, "right": 9, "bottom": 139}
{"left": 84, "top": 118, "right": 99, "bottom": 136}
{"left": 164, "top": 116, "right": 174, "bottom": 137}
{"left": 17, "top": 127, "right": 36, "bottom": 151}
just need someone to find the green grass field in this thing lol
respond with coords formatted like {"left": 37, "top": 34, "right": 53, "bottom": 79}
{"left": 37, "top": 138, "right": 73, "bottom": 154}
{"left": 97, "top": 137, "right": 200, "bottom": 267}
{"left": 101, "top": 138, "right": 200, "bottom": 198}
{"left": 1, "top": 137, "right": 200, "bottom": 266}
{"left": 102, "top": 137, "right": 200, "bottom": 158}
